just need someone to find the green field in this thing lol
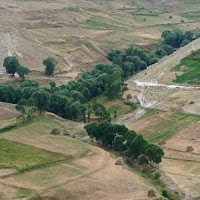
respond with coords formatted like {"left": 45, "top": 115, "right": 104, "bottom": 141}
{"left": 87, "top": 95, "right": 134, "bottom": 118}
{"left": 0, "top": 138, "right": 71, "bottom": 172}
{"left": 129, "top": 109, "right": 200, "bottom": 143}
{"left": 84, "top": 20, "right": 126, "bottom": 30}
{"left": 0, "top": 114, "right": 90, "bottom": 158}
{"left": 181, "top": 12, "right": 200, "bottom": 22}
{"left": 172, "top": 49, "right": 200, "bottom": 84}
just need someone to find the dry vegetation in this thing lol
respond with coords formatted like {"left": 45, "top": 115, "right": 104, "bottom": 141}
{"left": 124, "top": 109, "right": 200, "bottom": 198}
{"left": 0, "top": 0, "right": 200, "bottom": 86}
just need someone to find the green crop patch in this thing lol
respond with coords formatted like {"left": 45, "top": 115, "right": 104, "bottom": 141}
{"left": 172, "top": 49, "right": 200, "bottom": 84}
{"left": 0, "top": 138, "right": 71, "bottom": 172}
{"left": 131, "top": 110, "right": 200, "bottom": 143}
{"left": 84, "top": 20, "right": 126, "bottom": 30}
{"left": 87, "top": 95, "right": 133, "bottom": 118}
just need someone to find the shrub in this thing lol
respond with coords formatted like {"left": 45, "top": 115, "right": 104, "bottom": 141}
{"left": 124, "top": 101, "right": 137, "bottom": 110}
{"left": 126, "top": 157, "right": 132, "bottom": 166}
{"left": 0, "top": 125, "right": 16, "bottom": 133}
{"left": 161, "top": 189, "right": 168, "bottom": 197}
{"left": 137, "top": 154, "right": 149, "bottom": 165}
{"left": 124, "top": 149, "right": 131, "bottom": 157}
{"left": 154, "top": 171, "right": 161, "bottom": 179}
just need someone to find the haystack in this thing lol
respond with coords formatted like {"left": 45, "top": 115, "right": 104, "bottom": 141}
{"left": 115, "top": 157, "right": 124, "bottom": 165}
{"left": 63, "top": 132, "right": 70, "bottom": 137}
{"left": 50, "top": 128, "right": 60, "bottom": 135}
{"left": 158, "top": 139, "right": 166, "bottom": 145}
{"left": 126, "top": 94, "right": 132, "bottom": 100}
{"left": 148, "top": 188, "right": 156, "bottom": 197}
{"left": 180, "top": 66, "right": 187, "bottom": 71}
{"left": 186, "top": 146, "right": 194, "bottom": 152}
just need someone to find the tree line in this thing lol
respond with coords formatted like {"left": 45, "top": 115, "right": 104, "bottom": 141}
{"left": 0, "top": 61, "right": 125, "bottom": 121}
{"left": 3, "top": 56, "right": 58, "bottom": 78}
{"left": 0, "top": 30, "right": 198, "bottom": 122}
{"left": 107, "top": 30, "right": 200, "bottom": 75}
{"left": 84, "top": 121, "right": 164, "bottom": 166}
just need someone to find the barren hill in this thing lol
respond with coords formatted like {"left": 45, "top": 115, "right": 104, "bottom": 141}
{"left": 1, "top": 0, "right": 200, "bottom": 84}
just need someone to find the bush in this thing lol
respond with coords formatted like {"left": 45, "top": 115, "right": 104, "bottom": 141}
{"left": 154, "top": 171, "right": 161, "bottom": 179}
{"left": 0, "top": 125, "right": 16, "bottom": 133}
{"left": 123, "top": 86, "right": 128, "bottom": 91}
{"left": 124, "top": 149, "right": 131, "bottom": 157}
{"left": 126, "top": 157, "right": 132, "bottom": 166}
{"left": 137, "top": 154, "right": 149, "bottom": 165}
{"left": 161, "top": 189, "right": 168, "bottom": 197}
{"left": 124, "top": 101, "right": 137, "bottom": 110}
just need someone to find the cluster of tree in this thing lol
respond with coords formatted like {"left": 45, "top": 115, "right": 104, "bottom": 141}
{"left": 3, "top": 56, "right": 57, "bottom": 78}
{"left": 161, "top": 30, "right": 198, "bottom": 48}
{"left": 108, "top": 47, "right": 152, "bottom": 77}
{"left": 2, "top": 29, "right": 198, "bottom": 123}
{"left": 15, "top": 97, "right": 38, "bottom": 123}
{"left": 43, "top": 57, "right": 58, "bottom": 76}
{"left": 0, "top": 60, "right": 125, "bottom": 121}
{"left": 155, "top": 44, "right": 175, "bottom": 58}
{"left": 3, "top": 56, "right": 30, "bottom": 79}
{"left": 84, "top": 121, "right": 164, "bottom": 165}
{"left": 108, "top": 30, "right": 198, "bottom": 73}
{"left": 92, "top": 102, "right": 111, "bottom": 121}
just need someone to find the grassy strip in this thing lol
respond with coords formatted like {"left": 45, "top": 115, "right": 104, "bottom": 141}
{"left": 86, "top": 95, "right": 134, "bottom": 118}
{"left": 148, "top": 129, "right": 175, "bottom": 143}
{"left": 135, "top": 109, "right": 200, "bottom": 143}
{"left": 84, "top": 20, "right": 126, "bottom": 30}
{"left": 0, "top": 124, "right": 16, "bottom": 133}
{"left": 0, "top": 138, "right": 72, "bottom": 172}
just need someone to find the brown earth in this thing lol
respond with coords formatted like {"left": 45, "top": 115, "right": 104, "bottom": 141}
{"left": 1, "top": 0, "right": 200, "bottom": 85}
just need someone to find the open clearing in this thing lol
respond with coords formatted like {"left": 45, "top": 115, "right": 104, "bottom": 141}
{"left": 87, "top": 95, "right": 133, "bottom": 119}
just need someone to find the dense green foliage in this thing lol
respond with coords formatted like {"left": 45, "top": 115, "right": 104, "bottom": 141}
{"left": 16, "top": 98, "right": 38, "bottom": 124}
{"left": 108, "top": 46, "right": 150, "bottom": 75}
{"left": 137, "top": 154, "right": 149, "bottom": 165}
{"left": 84, "top": 121, "right": 164, "bottom": 165}
{"left": 43, "top": 57, "right": 58, "bottom": 76}
{"left": 3, "top": 56, "right": 30, "bottom": 79}
{"left": 161, "top": 30, "right": 195, "bottom": 48}
{"left": 3, "top": 56, "right": 20, "bottom": 76}
{"left": 154, "top": 171, "right": 161, "bottom": 179}
{"left": 107, "top": 30, "right": 197, "bottom": 74}
{"left": 17, "top": 66, "right": 30, "bottom": 80}
{"left": 0, "top": 60, "right": 125, "bottom": 120}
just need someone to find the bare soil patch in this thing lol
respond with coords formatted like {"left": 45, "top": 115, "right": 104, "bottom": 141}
{"left": 0, "top": 106, "right": 18, "bottom": 119}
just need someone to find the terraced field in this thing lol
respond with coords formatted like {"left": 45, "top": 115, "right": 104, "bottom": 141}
{"left": 0, "top": 104, "right": 157, "bottom": 200}
{"left": 1, "top": 0, "right": 200, "bottom": 86}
